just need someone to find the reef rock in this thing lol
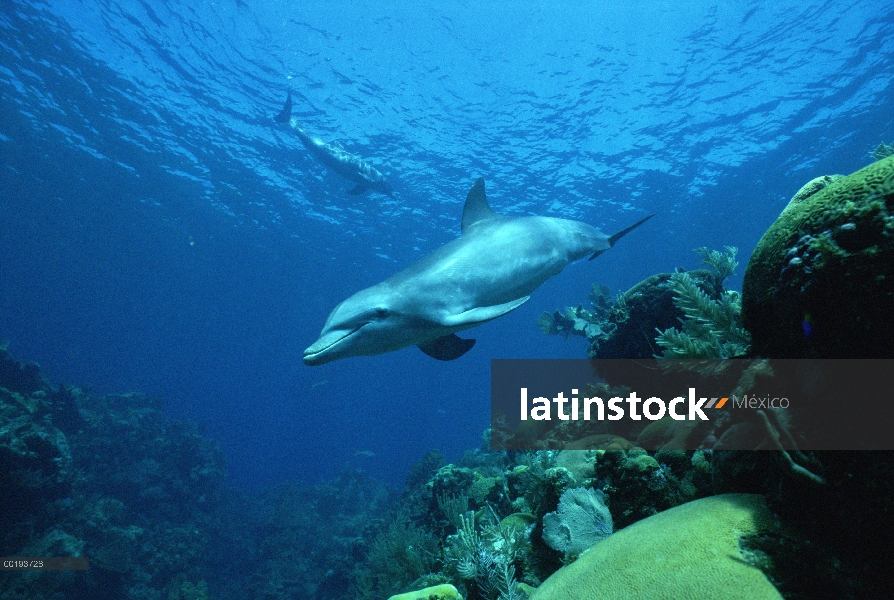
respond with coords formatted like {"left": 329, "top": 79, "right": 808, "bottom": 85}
{"left": 743, "top": 156, "right": 894, "bottom": 357}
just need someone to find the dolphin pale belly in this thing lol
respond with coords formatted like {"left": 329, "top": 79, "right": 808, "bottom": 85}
{"left": 275, "top": 91, "right": 392, "bottom": 196}
{"left": 304, "top": 178, "right": 653, "bottom": 366}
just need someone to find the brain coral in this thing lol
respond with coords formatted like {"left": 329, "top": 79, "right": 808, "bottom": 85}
{"left": 528, "top": 494, "right": 782, "bottom": 600}
{"left": 742, "top": 155, "right": 894, "bottom": 357}
{"left": 386, "top": 583, "right": 461, "bottom": 600}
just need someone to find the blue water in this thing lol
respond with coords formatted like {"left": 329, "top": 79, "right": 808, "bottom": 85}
{"left": 1, "top": 0, "right": 892, "bottom": 488}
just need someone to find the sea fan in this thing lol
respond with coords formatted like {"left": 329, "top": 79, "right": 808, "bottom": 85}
{"left": 542, "top": 487, "right": 613, "bottom": 562}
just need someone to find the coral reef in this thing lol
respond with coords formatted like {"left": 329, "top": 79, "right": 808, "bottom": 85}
{"left": 0, "top": 345, "right": 226, "bottom": 600}
{"left": 527, "top": 494, "right": 783, "bottom": 600}
{"left": 0, "top": 384, "right": 72, "bottom": 545}
{"left": 0, "top": 345, "right": 394, "bottom": 600}
{"left": 356, "top": 434, "right": 715, "bottom": 599}
{"left": 353, "top": 510, "right": 443, "bottom": 600}
{"left": 4, "top": 325, "right": 894, "bottom": 600}
{"left": 742, "top": 155, "right": 894, "bottom": 357}
{"left": 537, "top": 256, "right": 736, "bottom": 359}
{"left": 591, "top": 447, "right": 705, "bottom": 529}
{"left": 248, "top": 469, "right": 396, "bottom": 600}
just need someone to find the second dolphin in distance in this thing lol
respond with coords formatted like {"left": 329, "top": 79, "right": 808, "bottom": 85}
{"left": 275, "top": 91, "right": 393, "bottom": 196}
{"left": 304, "top": 178, "right": 653, "bottom": 366}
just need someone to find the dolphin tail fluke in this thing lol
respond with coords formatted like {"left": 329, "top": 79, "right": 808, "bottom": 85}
{"left": 418, "top": 334, "right": 476, "bottom": 361}
{"left": 589, "top": 213, "right": 655, "bottom": 260}
{"left": 274, "top": 90, "right": 292, "bottom": 124}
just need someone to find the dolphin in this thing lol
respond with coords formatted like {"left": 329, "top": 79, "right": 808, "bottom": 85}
{"left": 275, "top": 91, "right": 392, "bottom": 196}
{"left": 303, "top": 178, "right": 653, "bottom": 366}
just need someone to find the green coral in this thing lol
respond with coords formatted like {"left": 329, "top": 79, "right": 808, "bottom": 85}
{"left": 694, "top": 245, "right": 739, "bottom": 282}
{"left": 468, "top": 475, "right": 502, "bottom": 505}
{"left": 871, "top": 141, "right": 894, "bottom": 161}
{"left": 506, "top": 452, "right": 574, "bottom": 517}
{"left": 742, "top": 155, "right": 894, "bottom": 357}
{"left": 782, "top": 175, "right": 844, "bottom": 216}
{"left": 654, "top": 247, "right": 750, "bottom": 359}
{"left": 538, "top": 264, "right": 739, "bottom": 359}
{"left": 591, "top": 447, "right": 702, "bottom": 530}
{"left": 528, "top": 494, "right": 783, "bottom": 600}
{"left": 387, "top": 584, "right": 462, "bottom": 600}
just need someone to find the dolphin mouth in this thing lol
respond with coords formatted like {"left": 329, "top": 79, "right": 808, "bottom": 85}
{"left": 303, "top": 326, "right": 363, "bottom": 365}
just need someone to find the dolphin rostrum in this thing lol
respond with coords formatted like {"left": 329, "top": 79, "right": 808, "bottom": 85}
{"left": 303, "top": 178, "right": 653, "bottom": 366}
{"left": 275, "top": 91, "right": 393, "bottom": 196}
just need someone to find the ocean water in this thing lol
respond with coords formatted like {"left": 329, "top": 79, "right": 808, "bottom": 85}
{"left": 1, "top": 0, "right": 893, "bottom": 493}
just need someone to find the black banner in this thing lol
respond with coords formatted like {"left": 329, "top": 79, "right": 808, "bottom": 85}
{"left": 491, "top": 359, "right": 894, "bottom": 451}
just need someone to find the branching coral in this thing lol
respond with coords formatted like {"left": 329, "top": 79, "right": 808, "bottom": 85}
{"left": 445, "top": 509, "right": 528, "bottom": 600}
{"left": 655, "top": 247, "right": 750, "bottom": 359}
{"left": 694, "top": 245, "right": 738, "bottom": 283}
{"left": 871, "top": 141, "right": 894, "bottom": 161}
{"left": 437, "top": 492, "right": 470, "bottom": 529}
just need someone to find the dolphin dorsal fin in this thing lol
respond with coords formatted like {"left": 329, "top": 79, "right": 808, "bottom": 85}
{"left": 461, "top": 178, "right": 499, "bottom": 233}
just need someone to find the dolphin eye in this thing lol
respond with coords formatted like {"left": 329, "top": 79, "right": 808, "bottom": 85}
{"left": 374, "top": 307, "right": 389, "bottom": 319}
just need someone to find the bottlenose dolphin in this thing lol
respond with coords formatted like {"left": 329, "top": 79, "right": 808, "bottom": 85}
{"left": 275, "top": 91, "right": 393, "bottom": 196}
{"left": 304, "top": 178, "right": 653, "bottom": 366}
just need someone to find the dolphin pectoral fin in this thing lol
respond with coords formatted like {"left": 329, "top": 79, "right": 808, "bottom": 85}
{"left": 589, "top": 213, "right": 656, "bottom": 260}
{"left": 348, "top": 183, "right": 369, "bottom": 195}
{"left": 418, "top": 334, "right": 476, "bottom": 361}
{"left": 274, "top": 90, "right": 292, "bottom": 124}
{"left": 442, "top": 296, "right": 530, "bottom": 327}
